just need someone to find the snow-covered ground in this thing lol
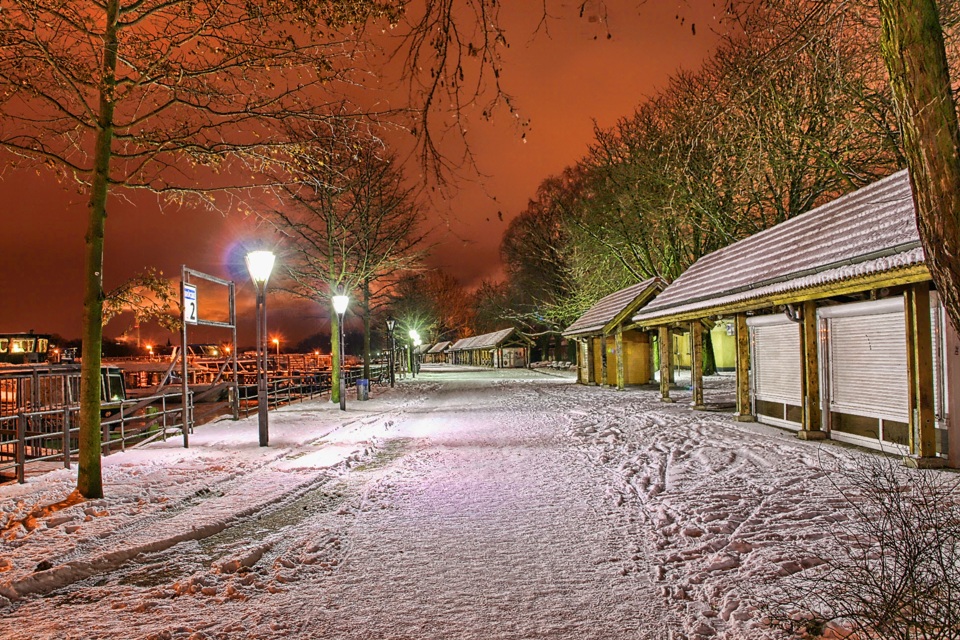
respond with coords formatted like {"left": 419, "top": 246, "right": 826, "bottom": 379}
{"left": 0, "top": 365, "right": 952, "bottom": 639}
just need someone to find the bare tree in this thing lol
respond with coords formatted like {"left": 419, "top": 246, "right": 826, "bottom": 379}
{"left": 390, "top": 269, "right": 474, "bottom": 343}
{"left": 765, "top": 454, "right": 960, "bottom": 639}
{"left": 101, "top": 267, "right": 180, "bottom": 336}
{"left": 269, "top": 133, "right": 425, "bottom": 402}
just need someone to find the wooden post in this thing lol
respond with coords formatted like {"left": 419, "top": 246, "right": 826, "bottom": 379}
{"left": 904, "top": 283, "right": 942, "bottom": 466}
{"left": 600, "top": 333, "right": 609, "bottom": 387}
{"left": 735, "top": 314, "right": 753, "bottom": 421}
{"left": 658, "top": 326, "right": 674, "bottom": 402}
{"left": 615, "top": 328, "right": 625, "bottom": 390}
{"left": 798, "top": 300, "right": 825, "bottom": 440}
{"left": 690, "top": 321, "right": 705, "bottom": 409}
{"left": 586, "top": 338, "right": 596, "bottom": 385}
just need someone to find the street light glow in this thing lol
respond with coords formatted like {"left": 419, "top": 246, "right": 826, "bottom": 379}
{"left": 332, "top": 294, "right": 349, "bottom": 411}
{"left": 244, "top": 250, "right": 275, "bottom": 285}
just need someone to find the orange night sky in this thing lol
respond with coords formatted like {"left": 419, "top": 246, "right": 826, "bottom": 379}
{"left": 0, "top": 1, "right": 723, "bottom": 347}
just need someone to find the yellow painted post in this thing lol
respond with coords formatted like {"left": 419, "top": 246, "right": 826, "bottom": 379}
{"left": 798, "top": 300, "right": 825, "bottom": 440}
{"left": 904, "top": 283, "right": 941, "bottom": 466}
{"left": 615, "top": 328, "right": 625, "bottom": 390}
{"left": 586, "top": 336, "right": 597, "bottom": 384}
{"left": 735, "top": 314, "right": 753, "bottom": 421}
{"left": 659, "top": 326, "right": 674, "bottom": 403}
{"left": 690, "top": 321, "right": 704, "bottom": 409}
{"left": 578, "top": 339, "right": 588, "bottom": 384}
{"left": 600, "top": 333, "right": 609, "bottom": 387}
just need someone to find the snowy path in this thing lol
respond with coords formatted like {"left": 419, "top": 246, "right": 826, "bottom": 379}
{"left": 293, "top": 376, "right": 671, "bottom": 639}
{"left": 1, "top": 366, "right": 952, "bottom": 639}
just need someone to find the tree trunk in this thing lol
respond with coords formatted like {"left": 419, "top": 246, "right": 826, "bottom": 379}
{"left": 878, "top": 0, "right": 960, "bottom": 334}
{"left": 362, "top": 279, "right": 372, "bottom": 380}
{"left": 702, "top": 327, "right": 717, "bottom": 377}
{"left": 77, "top": 0, "right": 121, "bottom": 499}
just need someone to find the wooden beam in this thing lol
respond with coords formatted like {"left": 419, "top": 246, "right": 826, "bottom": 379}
{"left": 634, "top": 267, "right": 931, "bottom": 328}
{"left": 615, "top": 328, "right": 625, "bottom": 390}
{"left": 798, "top": 300, "right": 825, "bottom": 440}
{"left": 600, "top": 333, "right": 609, "bottom": 387}
{"left": 735, "top": 314, "right": 753, "bottom": 421}
{"left": 658, "top": 326, "right": 674, "bottom": 402}
{"left": 904, "top": 283, "right": 941, "bottom": 465}
{"left": 690, "top": 321, "right": 704, "bottom": 409}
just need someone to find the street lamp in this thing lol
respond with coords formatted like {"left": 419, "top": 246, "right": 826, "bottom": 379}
{"left": 386, "top": 318, "right": 396, "bottom": 388}
{"left": 273, "top": 337, "right": 280, "bottom": 358}
{"left": 332, "top": 294, "right": 349, "bottom": 411}
{"left": 245, "top": 249, "right": 275, "bottom": 447}
{"left": 408, "top": 329, "right": 421, "bottom": 378}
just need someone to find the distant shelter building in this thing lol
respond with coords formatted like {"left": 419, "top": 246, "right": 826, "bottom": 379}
{"left": 423, "top": 341, "right": 451, "bottom": 364}
{"left": 447, "top": 328, "right": 534, "bottom": 368}
{"left": 631, "top": 170, "right": 959, "bottom": 468}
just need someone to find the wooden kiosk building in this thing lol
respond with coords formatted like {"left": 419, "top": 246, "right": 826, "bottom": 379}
{"left": 447, "top": 328, "right": 534, "bottom": 368}
{"left": 631, "top": 171, "right": 959, "bottom": 467}
{"left": 563, "top": 277, "right": 663, "bottom": 389}
{"left": 423, "top": 341, "right": 451, "bottom": 364}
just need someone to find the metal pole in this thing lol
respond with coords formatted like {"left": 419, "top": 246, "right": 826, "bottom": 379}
{"left": 256, "top": 288, "right": 269, "bottom": 446}
{"left": 230, "top": 281, "right": 239, "bottom": 420}
{"left": 338, "top": 312, "right": 346, "bottom": 411}
{"left": 390, "top": 333, "right": 396, "bottom": 387}
{"left": 180, "top": 272, "right": 190, "bottom": 448}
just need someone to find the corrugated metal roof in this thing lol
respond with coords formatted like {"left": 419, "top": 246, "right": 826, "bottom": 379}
{"left": 563, "top": 277, "right": 663, "bottom": 337}
{"left": 427, "top": 341, "right": 451, "bottom": 354}
{"left": 634, "top": 170, "right": 922, "bottom": 323}
{"left": 447, "top": 328, "right": 524, "bottom": 351}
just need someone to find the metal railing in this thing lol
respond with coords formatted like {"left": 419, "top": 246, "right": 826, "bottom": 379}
{"left": 2, "top": 364, "right": 390, "bottom": 484}
{"left": 0, "top": 391, "right": 189, "bottom": 484}
{"left": 237, "top": 365, "right": 385, "bottom": 417}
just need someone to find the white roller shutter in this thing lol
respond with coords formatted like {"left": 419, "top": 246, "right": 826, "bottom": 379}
{"left": 820, "top": 298, "right": 909, "bottom": 422}
{"left": 749, "top": 316, "right": 801, "bottom": 405}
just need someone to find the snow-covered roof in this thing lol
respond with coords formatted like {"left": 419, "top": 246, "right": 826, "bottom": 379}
{"left": 633, "top": 170, "right": 927, "bottom": 324}
{"left": 427, "top": 341, "right": 451, "bottom": 354}
{"left": 447, "top": 328, "right": 528, "bottom": 351}
{"left": 415, "top": 343, "right": 432, "bottom": 355}
{"left": 562, "top": 277, "right": 663, "bottom": 337}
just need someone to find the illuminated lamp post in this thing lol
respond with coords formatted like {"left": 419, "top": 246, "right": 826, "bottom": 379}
{"left": 332, "top": 294, "right": 349, "bottom": 411}
{"left": 386, "top": 318, "right": 396, "bottom": 388}
{"left": 273, "top": 337, "right": 280, "bottom": 359}
{"left": 245, "top": 250, "right": 275, "bottom": 447}
{"left": 408, "top": 329, "right": 421, "bottom": 378}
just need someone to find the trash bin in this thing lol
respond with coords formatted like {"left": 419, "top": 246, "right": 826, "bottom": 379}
{"left": 356, "top": 378, "right": 370, "bottom": 401}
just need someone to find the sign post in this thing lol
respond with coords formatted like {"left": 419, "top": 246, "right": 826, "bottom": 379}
{"left": 180, "top": 266, "right": 239, "bottom": 448}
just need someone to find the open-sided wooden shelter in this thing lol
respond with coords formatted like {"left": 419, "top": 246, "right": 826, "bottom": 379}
{"left": 423, "top": 341, "right": 451, "bottom": 364}
{"left": 562, "top": 278, "right": 663, "bottom": 389}
{"left": 447, "top": 328, "right": 534, "bottom": 368}
{"left": 631, "top": 170, "right": 959, "bottom": 468}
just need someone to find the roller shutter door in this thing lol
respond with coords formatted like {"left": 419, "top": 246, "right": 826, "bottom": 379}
{"left": 749, "top": 318, "right": 801, "bottom": 405}
{"left": 822, "top": 298, "right": 945, "bottom": 424}
{"left": 824, "top": 309, "right": 908, "bottom": 422}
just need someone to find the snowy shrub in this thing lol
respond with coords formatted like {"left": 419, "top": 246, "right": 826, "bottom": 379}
{"left": 764, "top": 454, "right": 960, "bottom": 640}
